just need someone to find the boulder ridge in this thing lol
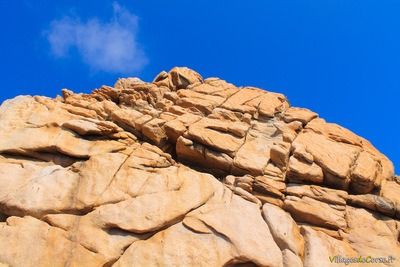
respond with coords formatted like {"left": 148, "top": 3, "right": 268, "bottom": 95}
{"left": 0, "top": 67, "right": 398, "bottom": 267}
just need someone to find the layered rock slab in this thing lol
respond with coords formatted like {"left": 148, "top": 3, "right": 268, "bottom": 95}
{"left": 0, "top": 67, "right": 398, "bottom": 267}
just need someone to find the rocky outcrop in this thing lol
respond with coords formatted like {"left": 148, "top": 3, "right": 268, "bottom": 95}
{"left": 0, "top": 67, "right": 398, "bottom": 266}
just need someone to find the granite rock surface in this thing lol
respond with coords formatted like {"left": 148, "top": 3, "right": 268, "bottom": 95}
{"left": 0, "top": 67, "right": 398, "bottom": 267}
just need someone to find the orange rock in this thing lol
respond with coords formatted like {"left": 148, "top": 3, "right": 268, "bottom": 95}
{"left": 0, "top": 67, "right": 397, "bottom": 266}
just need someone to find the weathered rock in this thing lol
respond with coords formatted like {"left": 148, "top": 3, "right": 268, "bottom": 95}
{"left": 349, "top": 151, "right": 381, "bottom": 194}
{"left": 115, "top": 222, "right": 237, "bottom": 267}
{"left": 262, "top": 203, "right": 304, "bottom": 257}
{"left": 291, "top": 130, "right": 359, "bottom": 190}
{"left": 154, "top": 67, "right": 203, "bottom": 90}
{"left": 305, "top": 118, "right": 394, "bottom": 191}
{"left": 287, "top": 156, "right": 324, "bottom": 184}
{"left": 91, "top": 166, "right": 214, "bottom": 233}
{"left": 301, "top": 226, "right": 359, "bottom": 267}
{"left": 347, "top": 194, "right": 396, "bottom": 217}
{"left": 254, "top": 175, "right": 286, "bottom": 198}
{"left": 254, "top": 193, "right": 285, "bottom": 207}
{"left": 44, "top": 212, "right": 147, "bottom": 264}
{"left": 346, "top": 206, "right": 400, "bottom": 267}
{"left": 283, "top": 107, "right": 318, "bottom": 125}
{"left": 284, "top": 195, "right": 347, "bottom": 230}
{"left": 186, "top": 117, "right": 248, "bottom": 156}
{"left": 232, "top": 119, "right": 292, "bottom": 176}
{"left": 116, "top": 194, "right": 283, "bottom": 267}
{"left": 380, "top": 180, "right": 400, "bottom": 218}
{"left": 282, "top": 249, "right": 303, "bottom": 267}
{"left": 284, "top": 183, "right": 349, "bottom": 235}
{"left": 286, "top": 184, "right": 348, "bottom": 205}
{"left": 0, "top": 67, "right": 397, "bottom": 267}
{"left": 0, "top": 216, "right": 107, "bottom": 267}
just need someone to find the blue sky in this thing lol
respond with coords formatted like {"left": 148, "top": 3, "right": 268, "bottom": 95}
{"left": 0, "top": 0, "right": 399, "bottom": 172}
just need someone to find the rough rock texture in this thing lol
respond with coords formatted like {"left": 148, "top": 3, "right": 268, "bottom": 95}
{"left": 0, "top": 67, "right": 398, "bottom": 267}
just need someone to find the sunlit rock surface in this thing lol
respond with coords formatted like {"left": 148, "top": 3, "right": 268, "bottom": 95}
{"left": 0, "top": 67, "right": 398, "bottom": 267}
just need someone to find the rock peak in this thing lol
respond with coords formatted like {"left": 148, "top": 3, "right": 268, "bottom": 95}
{"left": 0, "top": 67, "right": 398, "bottom": 266}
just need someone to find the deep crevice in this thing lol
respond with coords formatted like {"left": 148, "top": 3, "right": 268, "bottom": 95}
{"left": 0, "top": 212, "right": 8, "bottom": 222}
{"left": 0, "top": 147, "right": 87, "bottom": 167}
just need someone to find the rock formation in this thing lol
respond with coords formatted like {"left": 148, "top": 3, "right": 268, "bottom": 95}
{"left": 0, "top": 67, "right": 398, "bottom": 266}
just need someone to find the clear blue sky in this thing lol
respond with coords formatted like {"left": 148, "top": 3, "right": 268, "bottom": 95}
{"left": 0, "top": 1, "right": 398, "bottom": 172}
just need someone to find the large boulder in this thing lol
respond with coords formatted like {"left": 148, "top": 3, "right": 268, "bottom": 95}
{"left": 0, "top": 67, "right": 397, "bottom": 267}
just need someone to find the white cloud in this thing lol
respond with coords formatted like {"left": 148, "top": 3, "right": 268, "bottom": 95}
{"left": 46, "top": 2, "right": 147, "bottom": 73}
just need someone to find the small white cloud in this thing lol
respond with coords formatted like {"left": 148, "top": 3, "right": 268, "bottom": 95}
{"left": 46, "top": 2, "right": 147, "bottom": 74}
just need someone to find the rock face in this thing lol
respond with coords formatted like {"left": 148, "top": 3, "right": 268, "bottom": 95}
{"left": 0, "top": 67, "right": 398, "bottom": 267}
